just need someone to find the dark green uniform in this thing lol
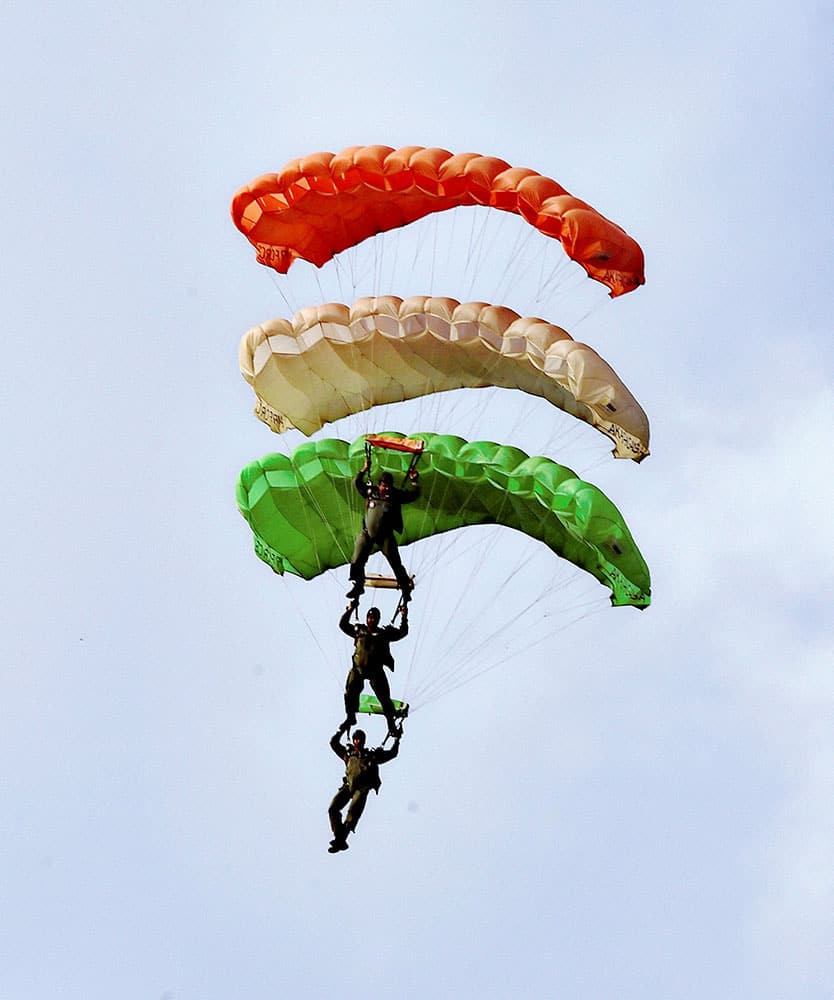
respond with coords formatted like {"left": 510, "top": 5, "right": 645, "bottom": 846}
{"left": 339, "top": 606, "right": 407, "bottom": 734}
{"left": 328, "top": 732, "right": 400, "bottom": 844}
{"left": 348, "top": 470, "right": 419, "bottom": 594}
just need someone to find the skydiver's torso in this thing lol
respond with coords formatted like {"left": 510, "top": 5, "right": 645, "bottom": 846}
{"left": 352, "top": 626, "right": 390, "bottom": 672}
{"left": 363, "top": 494, "right": 396, "bottom": 538}
{"left": 344, "top": 747, "right": 380, "bottom": 792}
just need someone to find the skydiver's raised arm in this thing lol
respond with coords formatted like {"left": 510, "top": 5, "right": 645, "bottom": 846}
{"left": 330, "top": 732, "right": 348, "bottom": 760}
{"left": 354, "top": 467, "right": 372, "bottom": 497}
{"left": 386, "top": 608, "right": 409, "bottom": 642}
{"left": 397, "top": 470, "right": 420, "bottom": 504}
{"left": 374, "top": 737, "right": 400, "bottom": 765}
{"left": 339, "top": 605, "right": 358, "bottom": 636}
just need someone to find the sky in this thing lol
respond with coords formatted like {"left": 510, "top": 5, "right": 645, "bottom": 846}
{"left": 2, "top": 2, "right": 833, "bottom": 998}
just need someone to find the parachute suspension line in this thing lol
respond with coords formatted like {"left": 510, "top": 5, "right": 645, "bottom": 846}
{"left": 463, "top": 207, "right": 498, "bottom": 301}
{"left": 461, "top": 206, "right": 481, "bottom": 300}
{"left": 413, "top": 592, "right": 605, "bottom": 712}
{"left": 537, "top": 250, "right": 575, "bottom": 298}
{"left": 491, "top": 225, "right": 536, "bottom": 307}
{"left": 387, "top": 226, "right": 401, "bottom": 294}
{"left": 404, "top": 558, "right": 546, "bottom": 708}
{"left": 398, "top": 462, "right": 523, "bottom": 701}
{"left": 393, "top": 455, "right": 495, "bottom": 701}
{"left": 410, "top": 211, "right": 435, "bottom": 272}
{"left": 575, "top": 449, "right": 613, "bottom": 481}
{"left": 403, "top": 529, "right": 503, "bottom": 696}
{"left": 312, "top": 265, "right": 328, "bottom": 313}
{"left": 294, "top": 460, "right": 354, "bottom": 569}
{"left": 278, "top": 576, "right": 344, "bottom": 694}
{"left": 405, "top": 478, "right": 572, "bottom": 706}
{"left": 295, "top": 484, "right": 331, "bottom": 578}
{"left": 429, "top": 212, "right": 440, "bottom": 294}
{"left": 331, "top": 253, "right": 350, "bottom": 308}
{"left": 409, "top": 580, "right": 553, "bottom": 708}
{"left": 535, "top": 239, "right": 550, "bottom": 306}
{"left": 345, "top": 240, "right": 359, "bottom": 300}
{"left": 269, "top": 269, "right": 296, "bottom": 317}
{"left": 548, "top": 255, "right": 606, "bottom": 328}
{"left": 442, "top": 206, "right": 461, "bottom": 286}
{"left": 408, "top": 561, "right": 605, "bottom": 710}
{"left": 373, "top": 231, "right": 384, "bottom": 295}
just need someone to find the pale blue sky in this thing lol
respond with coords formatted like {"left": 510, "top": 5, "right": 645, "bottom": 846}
{"left": 2, "top": 2, "right": 832, "bottom": 998}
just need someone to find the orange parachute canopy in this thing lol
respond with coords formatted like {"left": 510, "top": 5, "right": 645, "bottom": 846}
{"left": 230, "top": 145, "right": 645, "bottom": 298}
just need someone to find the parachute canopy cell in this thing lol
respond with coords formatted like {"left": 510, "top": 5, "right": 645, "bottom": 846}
{"left": 230, "top": 145, "right": 645, "bottom": 297}
{"left": 240, "top": 295, "right": 650, "bottom": 461}
{"left": 236, "top": 432, "right": 651, "bottom": 608}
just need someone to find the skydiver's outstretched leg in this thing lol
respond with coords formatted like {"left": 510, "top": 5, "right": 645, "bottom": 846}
{"left": 344, "top": 788, "right": 369, "bottom": 836}
{"left": 379, "top": 534, "right": 412, "bottom": 600}
{"left": 328, "top": 785, "right": 351, "bottom": 851}
{"left": 342, "top": 667, "right": 363, "bottom": 731}
{"left": 368, "top": 668, "right": 399, "bottom": 737}
{"left": 347, "top": 530, "right": 374, "bottom": 598}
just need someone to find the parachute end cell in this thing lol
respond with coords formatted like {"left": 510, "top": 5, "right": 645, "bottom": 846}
{"left": 610, "top": 590, "right": 651, "bottom": 610}
{"left": 254, "top": 398, "right": 296, "bottom": 434}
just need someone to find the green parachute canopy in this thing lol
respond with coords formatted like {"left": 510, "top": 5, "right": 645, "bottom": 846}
{"left": 236, "top": 432, "right": 650, "bottom": 608}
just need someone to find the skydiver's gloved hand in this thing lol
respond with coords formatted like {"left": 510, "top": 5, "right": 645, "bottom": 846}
{"left": 408, "top": 467, "right": 419, "bottom": 481}
{"left": 346, "top": 598, "right": 359, "bottom": 612}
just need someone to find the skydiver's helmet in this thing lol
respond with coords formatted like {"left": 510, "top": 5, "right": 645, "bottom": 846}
{"left": 352, "top": 729, "right": 366, "bottom": 746}
{"left": 366, "top": 607, "right": 381, "bottom": 627}
{"left": 378, "top": 471, "right": 393, "bottom": 497}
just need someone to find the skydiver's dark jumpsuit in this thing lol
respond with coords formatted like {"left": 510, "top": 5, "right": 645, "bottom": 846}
{"left": 339, "top": 606, "right": 407, "bottom": 733}
{"left": 349, "top": 471, "right": 419, "bottom": 593}
{"left": 328, "top": 733, "right": 400, "bottom": 842}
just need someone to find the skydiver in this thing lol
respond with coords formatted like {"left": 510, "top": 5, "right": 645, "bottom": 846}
{"left": 345, "top": 460, "right": 419, "bottom": 603}
{"left": 327, "top": 727, "right": 401, "bottom": 853}
{"left": 339, "top": 601, "right": 409, "bottom": 738}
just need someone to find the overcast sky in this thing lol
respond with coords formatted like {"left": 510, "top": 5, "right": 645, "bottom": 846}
{"left": 2, "top": 2, "right": 833, "bottom": 999}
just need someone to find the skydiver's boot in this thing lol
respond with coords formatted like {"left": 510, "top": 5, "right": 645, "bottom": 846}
{"left": 346, "top": 581, "right": 364, "bottom": 600}
{"left": 329, "top": 821, "right": 351, "bottom": 852}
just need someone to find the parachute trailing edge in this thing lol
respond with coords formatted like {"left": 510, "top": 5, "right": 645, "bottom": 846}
{"left": 236, "top": 432, "right": 651, "bottom": 608}
{"left": 230, "top": 145, "right": 645, "bottom": 297}
{"left": 240, "top": 295, "right": 650, "bottom": 461}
